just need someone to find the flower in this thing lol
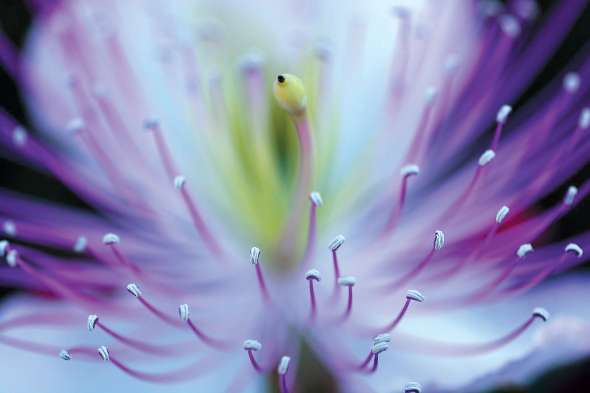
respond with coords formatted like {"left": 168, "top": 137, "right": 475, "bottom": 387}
{"left": 0, "top": 0, "right": 590, "bottom": 392}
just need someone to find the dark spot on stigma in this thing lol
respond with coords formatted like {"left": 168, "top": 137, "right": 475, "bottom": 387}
{"left": 277, "top": 74, "right": 285, "bottom": 83}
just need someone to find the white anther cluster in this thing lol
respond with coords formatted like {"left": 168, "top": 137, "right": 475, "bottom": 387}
{"left": 126, "top": 283, "right": 142, "bottom": 297}
{"left": 174, "top": 175, "right": 186, "bottom": 189}
{"left": 496, "top": 205, "right": 510, "bottom": 224}
{"left": 499, "top": 15, "right": 521, "bottom": 37}
{"left": 532, "top": 307, "right": 550, "bottom": 322}
{"left": 579, "top": 108, "right": 590, "bottom": 129}
{"left": 404, "top": 382, "right": 423, "bottom": 393}
{"left": 563, "top": 186, "right": 578, "bottom": 206}
{"left": 565, "top": 243, "right": 583, "bottom": 258}
{"left": 0, "top": 240, "right": 9, "bottom": 257}
{"left": 178, "top": 304, "right": 190, "bottom": 322}
{"left": 371, "top": 341, "right": 389, "bottom": 354}
{"left": 249, "top": 247, "right": 261, "bottom": 265}
{"left": 329, "top": 235, "right": 346, "bottom": 251}
{"left": 277, "top": 356, "right": 290, "bottom": 375}
{"left": 87, "top": 315, "right": 98, "bottom": 331}
{"left": 102, "top": 233, "right": 120, "bottom": 245}
{"left": 406, "top": 289, "right": 425, "bottom": 302}
{"left": 97, "top": 345, "right": 110, "bottom": 361}
{"left": 400, "top": 164, "right": 420, "bottom": 177}
{"left": 243, "top": 339, "right": 262, "bottom": 351}
{"left": 73, "top": 236, "right": 87, "bottom": 253}
{"left": 478, "top": 149, "right": 496, "bottom": 166}
{"left": 309, "top": 192, "right": 323, "bottom": 207}
{"left": 305, "top": 269, "right": 321, "bottom": 281}
{"left": 516, "top": 243, "right": 534, "bottom": 258}
{"left": 3, "top": 221, "right": 16, "bottom": 236}
{"left": 6, "top": 249, "right": 17, "bottom": 268}
{"left": 59, "top": 349, "right": 72, "bottom": 361}
{"left": 434, "top": 230, "right": 445, "bottom": 251}
{"left": 496, "top": 104, "right": 512, "bottom": 124}
{"left": 563, "top": 72, "right": 581, "bottom": 93}
{"left": 239, "top": 53, "right": 264, "bottom": 73}
{"left": 12, "top": 126, "right": 27, "bottom": 146}
{"left": 338, "top": 276, "right": 356, "bottom": 287}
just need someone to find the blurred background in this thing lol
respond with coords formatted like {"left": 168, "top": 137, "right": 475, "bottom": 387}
{"left": 0, "top": 0, "right": 589, "bottom": 392}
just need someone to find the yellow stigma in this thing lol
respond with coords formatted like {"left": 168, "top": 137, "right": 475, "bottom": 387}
{"left": 273, "top": 74, "right": 307, "bottom": 115}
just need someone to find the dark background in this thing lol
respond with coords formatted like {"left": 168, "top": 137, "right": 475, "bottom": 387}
{"left": 0, "top": 0, "right": 589, "bottom": 392}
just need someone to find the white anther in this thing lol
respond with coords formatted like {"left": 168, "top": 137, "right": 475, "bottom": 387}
{"left": 434, "top": 230, "right": 445, "bottom": 250}
{"left": 97, "top": 345, "right": 110, "bottom": 361}
{"left": 59, "top": 349, "right": 72, "bottom": 360}
{"left": 579, "top": 108, "right": 590, "bottom": 129}
{"left": 445, "top": 54, "right": 460, "bottom": 73}
{"left": 400, "top": 164, "right": 420, "bottom": 177}
{"left": 87, "top": 315, "right": 98, "bottom": 331}
{"left": 496, "top": 105, "right": 512, "bottom": 124}
{"left": 0, "top": 240, "right": 9, "bottom": 257}
{"left": 500, "top": 15, "right": 521, "bottom": 37}
{"left": 12, "top": 126, "right": 27, "bottom": 146}
{"left": 126, "top": 283, "right": 142, "bottom": 297}
{"left": 425, "top": 87, "right": 438, "bottom": 105}
{"left": 371, "top": 341, "right": 389, "bottom": 354}
{"left": 305, "top": 269, "right": 321, "bottom": 281}
{"left": 6, "top": 249, "right": 17, "bottom": 268}
{"left": 239, "top": 53, "right": 264, "bottom": 73}
{"left": 496, "top": 205, "right": 510, "bottom": 224}
{"left": 563, "top": 72, "right": 580, "bottom": 93}
{"left": 66, "top": 118, "right": 85, "bottom": 133}
{"left": 178, "top": 304, "right": 190, "bottom": 322}
{"left": 249, "top": 246, "right": 261, "bottom": 265}
{"left": 373, "top": 333, "right": 391, "bottom": 345}
{"left": 174, "top": 175, "right": 186, "bottom": 189}
{"left": 243, "top": 339, "right": 262, "bottom": 351}
{"left": 516, "top": 243, "right": 534, "bottom": 258}
{"left": 102, "top": 233, "right": 120, "bottom": 245}
{"left": 3, "top": 221, "right": 16, "bottom": 236}
{"left": 565, "top": 243, "right": 583, "bottom": 258}
{"left": 329, "top": 235, "right": 345, "bottom": 251}
{"left": 309, "top": 192, "right": 323, "bottom": 207}
{"left": 404, "top": 382, "right": 423, "bottom": 393}
{"left": 478, "top": 149, "right": 496, "bottom": 166}
{"left": 533, "top": 307, "right": 550, "bottom": 322}
{"left": 338, "top": 276, "right": 356, "bottom": 287}
{"left": 563, "top": 186, "right": 578, "bottom": 206}
{"left": 73, "top": 236, "right": 87, "bottom": 253}
{"left": 406, "top": 289, "right": 425, "bottom": 302}
{"left": 277, "top": 356, "right": 290, "bottom": 375}
{"left": 143, "top": 118, "right": 160, "bottom": 130}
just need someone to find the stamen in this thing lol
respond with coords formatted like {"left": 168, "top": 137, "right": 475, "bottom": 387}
{"left": 126, "top": 283, "right": 142, "bottom": 298}
{"left": 384, "top": 164, "right": 420, "bottom": 233}
{"left": 306, "top": 269, "right": 321, "bottom": 320}
{"left": 0, "top": 240, "right": 8, "bottom": 257}
{"left": 382, "top": 290, "right": 424, "bottom": 332}
{"left": 303, "top": 192, "right": 322, "bottom": 263}
{"left": 367, "top": 341, "right": 388, "bottom": 373}
{"left": 563, "top": 186, "right": 578, "bottom": 206}
{"left": 173, "top": 176, "right": 223, "bottom": 256}
{"left": 409, "top": 308, "right": 549, "bottom": 356}
{"left": 126, "top": 283, "right": 182, "bottom": 327}
{"left": 250, "top": 247, "right": 271, "bottom": 302}
{"left": 176, "top": 303, "right": 230, "bottom": 350}
{"left": 338, "top": 276, "right": 356, "bottom": 321}
{"left": 59, "top": 349, "right": 72, "bottom": 361}
{"left": 329, "top": 235, "right": 345, "bottom": 300}
{"left": 144, "top": 119, "right": 177, "bottom": 180}
{"left": 103, "top": 233, "right": 141, "bottom": 274}
{"left": 6, "top": 249, "right": 17, "bottom": 268}
{"left": 499, "top": 15, "right": 521, "bottom": 38}
{"left": 243, "top": 339, "right": 263, "bottom": 372}
{"left": 404, "top": 382, "right": 423, "bottom": 393}
{"left": 386, "top": 231, "right": 443, "bottom": 290}
{"left": 492, "top": 104, "right": 512, "bottom": 150}
{"left": 278, "top": 356, "right": 291, "bottom": 393}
